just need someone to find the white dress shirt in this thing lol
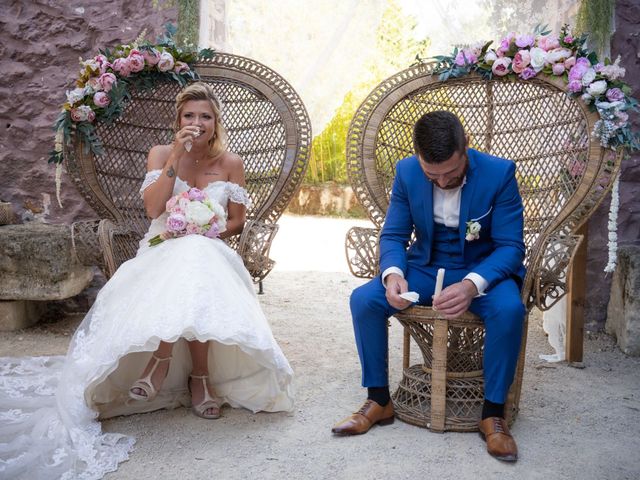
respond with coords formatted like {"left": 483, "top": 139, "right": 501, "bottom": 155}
{"left": 382, "top": 179, "right": 488, "bottom": 295}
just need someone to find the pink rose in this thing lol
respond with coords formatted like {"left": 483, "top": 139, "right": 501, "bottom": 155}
{"left": 157, "top": 52, "right": 175, "bottom": 72}
{"left": 567, "top": 80, "right": 583, "bottom": 93}
{"left": 142, "top": 49, "right": 161, "bottom": 66}
{"left": 498, "top": 32, "right": 515, "bottom": 54}
{"left": 94, "top": 54, "right": 109, "bottom": 74}
{"left": 606, "top": 88, "right": 625, "bottom": 102}
{"left": 537, "top": 35, "right": 559, "bottom": 51}
{"left": 564, "top": 56, "right": 576, "bottom": 69}
{"left": 111, "top": 57, "right": 131, "bottom": 77}
{"left": 511, "top": 50, "right": 531, "bottom": 74}
{"left": 70, "top": 105, "right": 95, "bottom": 122}
{"left": 515, "top": 34, "right": 534, "bottom": 48}
{"left": 563, "top": 35, "right": 574, "bottom": 44}
{"left": 128, "top": 49, "right": 145, "bottom": 72}
{"left": 520, "top": 67, "right": 537, "bottom": 80}
{"left": 454, "top": 49, "right": 477, "bottom": 66}
{"left": 93, "top": 91, "right": 110, "bottom": 108}
{"left": 492, "top": 57, "right": 511, "bottom": 76}
{"left": 552, "top": 63, "right": 566, "bottom": 75}
{"left": 174, "top": 61, "right": 190, "bottom": 74}
{"left": 166, "top": 195, "right": 178, "bottom": 212}
{"left": 98, "top": 72, "right": 117, "bottom": 92}
{"left": 204, "top": 223, "right": 220, "bottom": 238}
{"left": 185, "top": 223, "right": 201, "bottom": 235}
{"left": 187, "top": 188, "right": 206, "bottom": 201}
{"left": 166, "top": 213, "right": 187, "bottom": 232}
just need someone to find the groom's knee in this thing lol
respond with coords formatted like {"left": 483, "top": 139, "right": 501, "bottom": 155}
{"left": 350, "top": 279, "right": 386, "bottom": 317}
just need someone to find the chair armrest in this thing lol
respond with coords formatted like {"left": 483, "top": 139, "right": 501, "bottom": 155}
{"left": 237, "top": 220, "right": 280, "bottom": 283}
{"left": 345, "top": 226, "right": 380, "bottom": 279}
{"left": 531, "top": 233, "right": 584, "bottom": 311}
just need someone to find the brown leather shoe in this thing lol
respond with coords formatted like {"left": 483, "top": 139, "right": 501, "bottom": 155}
{"left": 331, "top": 399, "right": 394, "bottom": 435}
{"left": 478, "top": 417, "right": 518, "bottom": 462}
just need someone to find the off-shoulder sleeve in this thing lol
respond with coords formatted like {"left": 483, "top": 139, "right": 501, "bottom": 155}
{"left": 225, "top": 182, "right": 252, "bottom": 208}
{"left": 139, "top": 169, "right": 162, "bottom": 198}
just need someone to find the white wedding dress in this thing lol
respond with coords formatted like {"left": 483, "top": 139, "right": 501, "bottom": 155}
{"left": 0, "top": 172, "right": 294, "bottom": 479}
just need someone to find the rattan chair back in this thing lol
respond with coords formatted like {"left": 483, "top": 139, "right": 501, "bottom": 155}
{"left": 65, "top": 54, "right": 311, "bottom": 278}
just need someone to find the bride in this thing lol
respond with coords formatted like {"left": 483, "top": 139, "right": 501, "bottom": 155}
{"left": 0, "top": 83, "right": 294, "bottom": 479}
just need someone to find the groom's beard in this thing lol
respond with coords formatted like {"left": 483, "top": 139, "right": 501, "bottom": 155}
{"left": 437, "top": 159, "right": 468, "bottom": 190}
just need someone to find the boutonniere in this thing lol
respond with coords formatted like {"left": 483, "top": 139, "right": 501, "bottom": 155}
{"left": 465, "top": 221, "right": 481, "bottom": 241}
{"left": 465, "top": 206, "right": 492, "bottom": 241}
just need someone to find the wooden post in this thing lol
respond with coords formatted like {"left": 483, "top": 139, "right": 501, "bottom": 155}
{"left": 566, "top": 223, "right": 588, "bottom": 362}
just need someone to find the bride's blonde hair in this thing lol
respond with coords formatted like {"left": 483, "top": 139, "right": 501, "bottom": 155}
{"left": 174, "top": 82, "right": 227, "bottom": 159}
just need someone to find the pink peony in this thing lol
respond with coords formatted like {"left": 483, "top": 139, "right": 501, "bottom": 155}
{"left": 166, "top": 195, "right": 178, "bottom": 211}
{"left": 111, "top": 57, "right": 131, "bottom": 77}
{"left": 157, "top": 52, "right": 175, "bottom": 72}
{"left": 174, "top": 61, "right": 190, "bottom": 74}
{"left": 568, "top": 57, "right": 590, "bottom": 82}
{"left": 520, "top": 67, "right": 537, "bottom": 80}
{"left": 128, "top": 49, "right": 145, "bottom": 72}
{"left": 187, "top": 188, "right": 206, "bottom": 201}
{"left": 492, "top": 57, "right": 511, "bottom": 76}
{"left": 455, "top": 49, "right": 478, "bottom": 66}
{"left": 567, "top": 80, "right": 583, "bottom": 93}
{"left": 497, "top": 32, "right": 515, "bottom": 54}
{"left": 94, "top": 54, "right": 109, "bottom": 74}
{"left": 142, "top": 48, "right": 161, "bottom": 66}
{"left": 70, "top": 105, "right": 95, "bottom": 122}
{"left": 98, "top": 72, "right": 117, "bottom": 92}
{"left": 166, "top": 213, "right": 187, "bottom": 232}
{"left": 93, "top": 91, "right": 110, "bottom": 108}
{"left": 515, "top": 34, "right": 535, "bottom": 48}
{"left": 552, "top": 63, "right": 566, "bottom": 75}
{"left": 537, "top": 35, "right": 559, "bottom": 51}
{"left": 511, "top": 50, "right": 531, "bottom": 74}
{"left": 564, "top": 56, "right": 576, "bottom": 69}
{"left": 185, "top": 223, "right": 202, "bottom": 235}
{"left": 606, "top": 88, "right": 625, "bottom": 102}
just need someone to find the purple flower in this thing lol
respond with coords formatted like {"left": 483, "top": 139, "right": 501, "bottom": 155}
{"left": 166, "top": 213, "right": 187, "bottom": 232}
{"left": 567, "top": 80, "right": 583, "bottom": 93}
{"left": 204, "top": 223, "right": 220, "bottom": 238}
{"left": 515, "top": 34, "right": 535, "bottom": 48}
{"left": 187, "top": 188, "right": 206, "bottom": 202}
{"left": 454, "top": 49, "right": 478, "bottom": 66}
{"left": 568, "top": 57, "right": 590, "bottom": 82}
{"left": 520, "top": 67, "right": 537, "bottom": 80}
{"left": 552, "top": 63, "right": 566, "bottom": 75}
{"left": 606, "top": 88, "right": 625, "bottom": 102}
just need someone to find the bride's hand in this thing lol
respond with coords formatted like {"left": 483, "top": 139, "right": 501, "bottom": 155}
{"left": 173, "top": 126, "right": 202, "bottom": 152}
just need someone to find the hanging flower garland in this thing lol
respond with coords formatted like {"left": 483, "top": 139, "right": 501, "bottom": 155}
{"left": 50, "top": 26, "right": 214, "bottom": 206}
{"left": 418, "top": 24, "right": 639, "bottom": 273}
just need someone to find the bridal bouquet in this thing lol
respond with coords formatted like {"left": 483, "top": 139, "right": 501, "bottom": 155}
{"left": 148, "top": 188, "right": 226, "bottom": 246}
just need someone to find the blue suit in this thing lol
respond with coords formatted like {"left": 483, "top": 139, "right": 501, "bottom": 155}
{"left": 350, "top": 148, "right": 526, "bottom": 403}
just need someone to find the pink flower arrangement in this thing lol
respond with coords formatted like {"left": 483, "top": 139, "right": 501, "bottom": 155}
{"left": 148, "top": 188, "right": 227, "bottom": 246}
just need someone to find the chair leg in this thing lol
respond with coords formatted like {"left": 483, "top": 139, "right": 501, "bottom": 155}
{"left": 258, "top": 280, "right": 264, "bottom": 295}
{"left": 430, "top": 319, "right": 449, "bottom": 432}
{"left": 403, "top": 327, "right": 410, "bottom": 370}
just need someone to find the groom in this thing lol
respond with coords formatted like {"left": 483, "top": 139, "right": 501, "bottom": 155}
{"left": 332, "top": 111, "right": 526, "bottom": 462}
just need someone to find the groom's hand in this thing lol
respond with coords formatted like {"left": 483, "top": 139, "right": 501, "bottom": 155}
{"left": 385, "top": 273, "right": 411, "bottom": 310}
{"left": 432, "top": 279, "right": 477, "bottom": 319}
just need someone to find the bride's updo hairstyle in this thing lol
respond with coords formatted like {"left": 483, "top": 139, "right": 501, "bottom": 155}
{"left": 174, "top": 82, "right": 227, "bottom": 159}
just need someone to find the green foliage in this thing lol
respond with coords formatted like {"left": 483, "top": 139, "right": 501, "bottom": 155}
{"left": 305, "top": 0, "right": 430, "bottom": 184}
{"left": 576, "top": 0, "right": 615, "bottom": 57}
{"left": 176, "top": 0, "right": 200, "bottom": 49}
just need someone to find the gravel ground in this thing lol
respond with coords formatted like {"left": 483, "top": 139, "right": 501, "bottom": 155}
{"left": 1, "top": 215, "right": 639, "bottom": 480}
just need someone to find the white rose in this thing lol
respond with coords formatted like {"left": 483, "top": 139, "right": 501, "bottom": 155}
{"left": 581, "top": 93, "right": 593, "bottom": 104}
{"left": 66, "top": 87, "right": 87, "bottom": 105}
{"left": 209, "top": 201, "right": 227, "bottom": 232}
{"left": 468, "top": 221, "right": 481, "bottom": 234}
{"left": 484, "top": 50, "right": 498, "bottom": 65}
{"left": 529, "top": 47, "right": 547, "bottom": 71}
{"left": 546, "top": 48, "right": 572, "bottom": 64}
{"left": 157, "top": 52, "right": 175, "bottom": 72}
{"left": 185, "top": 201, "right": 214, "bottom": 226}
{"left": 581, "top": 68, "right": 596, "bottom": 86}
{"left": 587, "top": 80, "right": 608, "bottom": 96}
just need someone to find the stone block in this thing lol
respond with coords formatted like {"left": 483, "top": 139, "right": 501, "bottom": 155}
{"left": 0, "top": 300, "right": 46, "bottom": 331}
{"left": 0, "top": 223, "right": 93, "bottom": 301}
{"left": 606, "top": 245, "right": 640, "bottom": 356}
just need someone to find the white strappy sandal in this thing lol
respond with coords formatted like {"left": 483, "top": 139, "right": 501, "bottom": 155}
{"left": 128, "top": 354, "right": 172, "bottom": 401}
{"left": 189, "top": 374, "right": 222, "bottom": 419}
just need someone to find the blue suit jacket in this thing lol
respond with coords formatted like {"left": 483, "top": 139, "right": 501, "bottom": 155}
{"left": 379, "top": 148, "right": 526, "bottom": 291}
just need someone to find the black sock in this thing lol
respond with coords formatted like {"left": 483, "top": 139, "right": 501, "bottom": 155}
{"left": 482, "top": 399, "right": 505, "bottom": 419}
{"left": 367, "top": 386, "right": 390, "bottom": 406}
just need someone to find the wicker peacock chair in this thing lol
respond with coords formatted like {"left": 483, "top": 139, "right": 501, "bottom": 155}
{"left": 66, "top": 54, "right": 311, "bottom": 286}
{"left": 344, "top": 63, "right": 622, "bottom": 432}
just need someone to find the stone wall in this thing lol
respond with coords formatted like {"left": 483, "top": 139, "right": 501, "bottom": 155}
{"left": 0, "top": 1, "right": 177, "bottom": 224}
{"left": 586, "top": 0, "right": 640, "bottom": 329}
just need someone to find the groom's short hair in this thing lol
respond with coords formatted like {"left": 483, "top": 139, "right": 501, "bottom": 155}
{"left": 413, "top": 111, "right": 467, "bottom": 164}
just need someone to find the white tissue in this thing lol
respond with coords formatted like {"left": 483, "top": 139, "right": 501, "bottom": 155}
{"left": 399, "top": 291, "right": 419, "bottom": 303}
